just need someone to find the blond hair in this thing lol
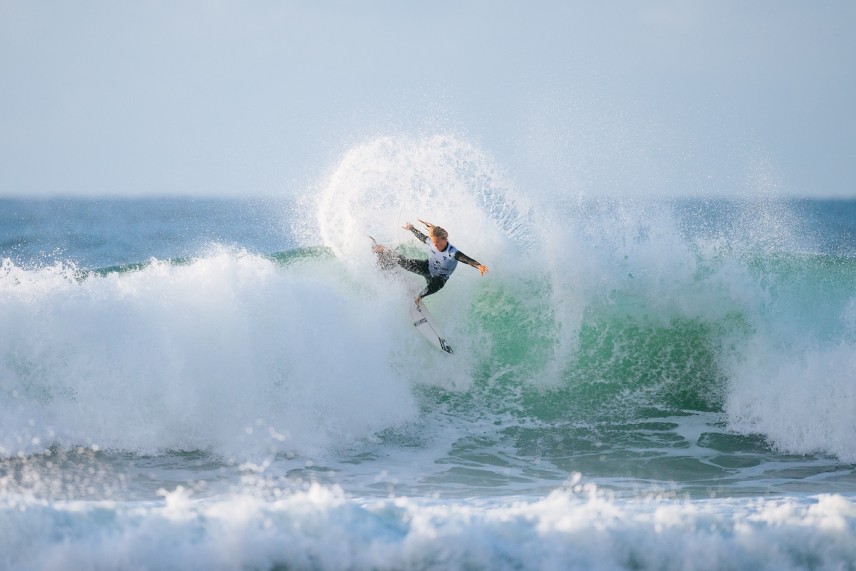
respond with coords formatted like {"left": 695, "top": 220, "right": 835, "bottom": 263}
{"left": 430, "top": 226, "right": 448, "bottom": 240}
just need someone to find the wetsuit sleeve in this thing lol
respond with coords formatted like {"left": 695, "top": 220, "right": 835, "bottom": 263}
{"left": 418, "top": 276, "right": 447, "bottom": 299}
{"left": 454, "top": 250, "right": 482, "bottom": 268}
{"left": 409, "top": 227, "right": 429, "bottom": 242}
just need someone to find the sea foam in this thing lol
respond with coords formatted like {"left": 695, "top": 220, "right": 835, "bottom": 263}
{"left": 1, "top": 483, "right": 854, "bottom": 571}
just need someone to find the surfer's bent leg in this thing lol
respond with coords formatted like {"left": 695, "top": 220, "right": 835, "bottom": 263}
{"left": 418, "top": 276, "right": 447, "bottom": 299}
{"left": 395, "top": 256, "right": 430, "bottom": 279}
{"left": 387, "top": 255, "right": 446, "bottom": 299}
{"left": 375, "top": 249, "right": 399, "bottom": 271}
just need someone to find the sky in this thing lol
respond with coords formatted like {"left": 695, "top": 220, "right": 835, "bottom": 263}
{"left": 1, "top": 0, "right": 854, "bottom": 199}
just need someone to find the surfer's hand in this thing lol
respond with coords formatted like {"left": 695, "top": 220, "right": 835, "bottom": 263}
{"left": 372, "top": 244, "right": 385, "bottom": 254}
{"left": 477, "top": 264, "right": 489, "bottom": 276}
{"left": 418, "top": 218, "right": 434, "bottom": 230}
{"left": 415, "top": 295, "right": 422, "bottom": 304}
{"left": 403, "top": 222, "right": 414, "bottom": 231}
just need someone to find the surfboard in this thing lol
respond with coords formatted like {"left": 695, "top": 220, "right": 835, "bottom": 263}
{"left": 409, "top": 300, "right": 454, "bottom": 355}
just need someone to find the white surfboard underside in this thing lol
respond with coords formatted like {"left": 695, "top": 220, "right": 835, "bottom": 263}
{"left": 409, "top": 301, "right": 454, "bottom": 354}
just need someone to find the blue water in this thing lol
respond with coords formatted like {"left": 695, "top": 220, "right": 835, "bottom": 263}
{"left": 2, "top": 137, "right": 856, "bottom": 570}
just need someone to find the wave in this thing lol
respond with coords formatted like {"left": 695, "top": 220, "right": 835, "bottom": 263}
{"left": 2, "top": 483, "right": 854, "bottom": 571}
{"left": 2, "top": 136, "right": 855, "bottom": 465}
{"left": 0, "top": 248, "right": 419, "bottom": 460}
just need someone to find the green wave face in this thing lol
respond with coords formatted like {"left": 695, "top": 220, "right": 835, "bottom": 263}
{"left": 466, "top": 283, "right": 742, "bottom": 421}
{"left": 450, "top": 249, "right": 856, "bottom": 460}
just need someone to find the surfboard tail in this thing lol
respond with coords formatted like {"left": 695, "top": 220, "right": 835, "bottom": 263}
{"left": 409, "top": 301, "right": 454, "bottom": 355}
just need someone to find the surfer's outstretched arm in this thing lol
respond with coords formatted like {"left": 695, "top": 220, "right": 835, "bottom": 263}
{"left": 402, "top": 222, "right": 428, "bottom": 242}
{"left": 455, "top": 250, "right": 489, "bottom": 276}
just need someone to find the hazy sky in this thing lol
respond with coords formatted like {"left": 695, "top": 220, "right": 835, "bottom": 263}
{"left": 1, "top": 1, "right": 854, "bottom": 198}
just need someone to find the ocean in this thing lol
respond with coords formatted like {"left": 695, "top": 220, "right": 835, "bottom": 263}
{"left": 2, "top": 136, "right": 856, "bottom": 570}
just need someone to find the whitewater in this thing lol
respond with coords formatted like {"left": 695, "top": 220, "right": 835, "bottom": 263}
{"left": 2, "top": 135, "right": 855, "bottom": 570}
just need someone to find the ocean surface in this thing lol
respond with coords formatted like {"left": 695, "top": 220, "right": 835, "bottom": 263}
{"left": 2, "top": 137, "right": 856, "bottom": 570}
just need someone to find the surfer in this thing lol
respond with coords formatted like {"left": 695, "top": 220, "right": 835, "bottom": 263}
{"left": 373, "top": 219, "right": 489, "bottom": 303}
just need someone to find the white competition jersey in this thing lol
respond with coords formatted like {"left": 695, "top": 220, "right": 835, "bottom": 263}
{"left": 425, "top": 237, "right": 459, "bottom": 279}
